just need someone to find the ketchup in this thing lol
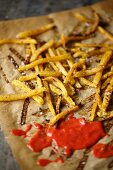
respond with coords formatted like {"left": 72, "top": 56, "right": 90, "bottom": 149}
{"left": 12, "top": 118, "right": 106, "bottom": 166}
{"left": 93, "top": 143, "right": 113, "bottom": 158}
{"left": 38, "top": 157, "right": 64, "bottom": 166}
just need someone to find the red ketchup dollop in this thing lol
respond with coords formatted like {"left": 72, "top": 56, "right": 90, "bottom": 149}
{"left": 38, "top": 157, "right": 64, "bottom": 166}
{"left": 93, "top": 143, "right": 113, "bottom": 158}
{"left": 12, "top": 118, "right": 106, "bottom": 166}
{"left": 11, "top": 124, "right": 32, "bottom": 138}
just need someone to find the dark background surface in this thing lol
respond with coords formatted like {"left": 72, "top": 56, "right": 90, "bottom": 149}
{"left": 0, "top": 0, "right": 101, "bottom": 170}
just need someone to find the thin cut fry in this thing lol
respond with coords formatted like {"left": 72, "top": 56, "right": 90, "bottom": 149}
{"left": 74, "top": 43, "right": 113, "bottom": 48}
{"left": 30, "top": 39, "right": 54, "bottom": 62}
{"left": 49, "top": 84, "right": 62, "bottom": 95}
{"left": 16, "top": 23, "right": 55, "bottom": 38}
{"left": 44, "top": 77, "right": 68, "bottom": 96}
{"left": 98, "top": 26, "right": 113, "bottom": 41}
{"left": 74, "top": 65, "right": 104, "bottom": 77}
{"left": 18, "top": 54, "right": 70, "bottom": 71}
{"left": 79, "top": 77, "right": 96, "bottom": 88}
{"left": 93, "top": 50, "right": 112, "bottom": 85}
{"left": 0, "top": 88, "right": 46, "bottom": 102}
{"left": 12, "top": 80, "right": 44, "bottom": 104}
{"left": 102, "top": 76, "right": 113, "bottom": 113}
{"left": 89, "top": 100, "right": 98, "bottom": 121}
{"left": 101, "top": 77, "right": 111, "bottom": 90}
{"left": 19, "top": 71, "right": 61, "bottom": 81}
{"left": 43, "top": 80, "right": 56, "bottom": 116}
{"left": 50, "top": 106, "right": 79, "bottom": 126}
{"left": 74, "top": 12, "right": 93, "bottom": 23}
{"left": 63, "top": 96, "right": 75, "bottom": 106}
{"left": 64, "top": 59, "right": 85, "bottom": 84}
{"left": 0, "top": 38, "right": 37, "bottom": 45}
{"left": 48, "top": 48, "right": 68, "bottom": 76}
{"left": 56, "top": 95, "right": 62, "bottom": 114}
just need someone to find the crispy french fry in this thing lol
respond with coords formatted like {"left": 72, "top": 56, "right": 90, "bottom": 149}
{"left": 74, "top": 65, "right": 103, "bottom": 78}
{"left": 63, "top": 96, "right": 75, "bottom": 106}
{"left": 19, "top": 71, "right": 61, "bottom": 81}
{"left": 43, "top": 80, "right": 56, "bottom": 116}
{"left": 49, "top": 84, "right": 62, "bottom": 95}
{"left": 18, "top": 54, "right": 70, "bottom": 72}
{"left": 89, "top": 100, "right": 98, "bottom": 121}
{"left": 101, "top": 77, "right": 111, "bottom": 90}
{"left": 50, "top": 106, "right": 79, "bottom": 126}
{"left": 16, "top": 24, "right": 55, "bottom": 38}
{"left": 74, "top": 43, "right": 113, "bottom": 48}
{"left": 64, "top": 59, "right": 85, "bottom": 84}
{"left": 56, "top": 95, "right": 62, "bottom": 114}
{"left": 12, "top": 80, "right": 44, "bottom": 104}
{"left": 74, "top": 12, "right": 93, "bottom": 23}
{"left": 44, "top": 77, "right": 68, "bottom": 96}
{"left": 0, "top": 38, "right": 37, "bottom": 45}
{"left": 79, "top": 77, "right": 96, "bottom": 88}
{"left": 46, "top": 53, "right": 59, "bottom": 71}
{"left": 48, "top": 48, "right": 68, "bottom": 76}
{"left": 93, "top": 50, "right": 112, "bottom": 85}
{"left": 102, "top": 76, "right": 113, "bottom": 112}
{"left": 0, "top": 88, "right": 46, "bottom": 102}
{"left": 98, "top": 26, "right": 113, "bottom": 41}
{"left": 30, "top": 40, "right": 54, "bottom": 62}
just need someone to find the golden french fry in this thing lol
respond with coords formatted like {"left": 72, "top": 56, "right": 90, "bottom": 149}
{"left": 56, "top": 95, "right": 62, "bottom": 114}
{"left": 30, "top": 39, "right": 54, "bottom": 62}
{"left": 93, "top": 50, "right": 112, "bottom": 85}
{"left": 49, "top": 84, "right": 62, "bottom": 95}
{"left": 98, "top": 26, "right": 113, "bottom": 41}
{"left": 18, "top": 54, "right": 70, "bottom": 72}
{"left": 101, "top": 77, "right": 111, "bottom": 90}
{"left": 43, "top": 80, "right": 56, "bottom": 116}
{"left": 12, "top": 80, "right": 44, "bottom": 104}
{"left": 102, "top": 76, "right": 113, "bottom": 112}
{"left": 19, "top": 71, "right": 61, "bottom": 81}
{"left": 48, "top": 48, "right": 68, "bottom": 76}
{"left": 50, "top": 106, "right": 79, "bottom": 126}
{"left": 0, "top": 38, "right": 37, "bottom": 45}
{"left": 89, "top": 100, "right": 98, "bottom": 121}
{"left": 74, "top": 65, "right": 103, "bottom": 77}
{"left": 64, "top": 59, "right": 85, "bottom": 84}
{"left": 44, "top": 77, "right": 68, "bottom": 96}
{"left": 79, "top": 77, "right": 96, "bottom": 88}
{"left": 0, "top": 88, "right": 46, "bottom": 102}
{"left": 16, "top": 24, "right": 55, "bottom": 38}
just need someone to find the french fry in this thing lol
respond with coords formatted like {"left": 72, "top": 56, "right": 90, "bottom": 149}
{"left": 89, "top": 100, "right": 98, "bottom": 121}
{"left": 79, "top": 77, "right": 96, "bottom": 88}
{"left": 101, "top": 77, "right": 111, "bottom": 90}
{"left": 74, "top": 65, "right": 104, "bottom": 77}
{"left": 48, "top": 48, "right": 68, "bottom": 76}
{"left": 30, "top": 39, "right": 54, "bottom": 62}
{"left": 64, "top": 59, "right": 85, "bottom": 84}
{"left": 74, "top": 12, "right": 93, "bottom": 23}
{"left": 44, "top": 77, "right": 68, "bottom": 96}
{"left": 16, "top": 24, "right": 55, "bottom": 38}
{"left": 98, "top": 26, "right": 113, "bottom": 41}
{"left": 63, "top": 96, "right": 75, "bottom": 106}
{"left": 12, "top": 80, "right": 44, "bottom": 104}
{"left": 18, "top": 54, "right": 70, "bottom": 72}
{"left": 19, "top": 71, "right": 61, "bottom": 81}
{"left": 102, "top": 76, "right": 113, "bottom": 112}
{"left": 93, "top": 50, "right": 112, "bottom": 85}
{"left": 43, "top": 80, "right": 56, "bottom": 116}
{"left": 0, "top": 38, "right": 37, "bottom": 45}
{"left": 50, "top": 106, "right": 79, "bottom": 126}
{"left": 74, "top": 43, "right": 113, "bottom": 48}
{"left": 0, "top": 88, "right": 46, "bottom": 102}
{"left": 46, "top": 53, "right": 59, "bottom": 71}
{"left": 49, "top": 84, "right": 62, "bottom": 95}
{"left": 56, "top": 95, "right": 62, "bottom": 114}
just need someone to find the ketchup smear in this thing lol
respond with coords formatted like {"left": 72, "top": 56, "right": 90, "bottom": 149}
{"left": 38, "top": 157, "right": 64, "bottom": 166}
{"left": 93, "top": 143, "right": 113, "bottom": 158}
{"left": 12, "top": 118, "right": 106, "bottom": 166}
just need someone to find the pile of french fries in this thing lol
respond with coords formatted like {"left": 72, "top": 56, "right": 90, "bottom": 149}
{"left": 0, "top": 12, "right": 113, "bottom": 125}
